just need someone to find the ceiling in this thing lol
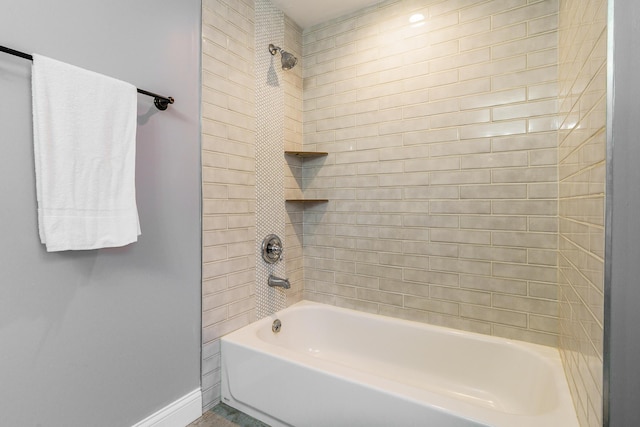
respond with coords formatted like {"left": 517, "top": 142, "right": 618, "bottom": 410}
{"left": 270, "top": 0, "right": 380, "bottom": 29}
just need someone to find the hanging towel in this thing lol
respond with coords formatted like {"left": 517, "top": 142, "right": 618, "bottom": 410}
{"left": 31, "top": 54, "right": 140, "bottom": 252}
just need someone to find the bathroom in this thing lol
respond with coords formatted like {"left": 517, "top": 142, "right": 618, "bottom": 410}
{"left": 0, "top": 0, "right": 637, "bottom": 426}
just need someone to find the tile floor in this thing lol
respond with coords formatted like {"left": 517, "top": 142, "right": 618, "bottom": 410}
{"left": 188, "top": 403, "right": 270, "bottom": 427}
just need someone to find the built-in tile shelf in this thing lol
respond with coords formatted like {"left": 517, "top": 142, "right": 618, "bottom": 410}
{"left": 284, "top": 151, "right": 328, "bottom": 158}
{"left": 285, "top": 151, "right": 329, "bottom": 204}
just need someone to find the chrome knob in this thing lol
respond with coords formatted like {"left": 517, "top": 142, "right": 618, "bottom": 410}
{"left": 262, "top": 234, "right": 283, "bottom": 264}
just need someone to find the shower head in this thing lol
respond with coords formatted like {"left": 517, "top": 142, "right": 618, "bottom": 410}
{"left": 269, "top": 44, "right": 298, "bottom": 70}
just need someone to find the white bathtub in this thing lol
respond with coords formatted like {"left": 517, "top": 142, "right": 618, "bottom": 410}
{"left": 221, "top": 301, "right": 578, "bottom": 427}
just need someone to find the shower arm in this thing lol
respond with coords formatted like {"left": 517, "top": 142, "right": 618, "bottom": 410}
{"left": 268, "top": 44, "right": 280, "bottom": 56}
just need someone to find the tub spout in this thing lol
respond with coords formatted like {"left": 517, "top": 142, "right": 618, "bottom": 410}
{"left": 268, "top": 275, "right": 291, "bottom": 289}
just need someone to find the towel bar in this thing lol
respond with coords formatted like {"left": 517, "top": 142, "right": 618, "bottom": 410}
{"left": 0, "top": 45, "right": 175, "bottom": 111}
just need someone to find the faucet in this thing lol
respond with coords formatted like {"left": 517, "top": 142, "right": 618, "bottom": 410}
{"left": 268, "top": 275, "right": 291, "bottom": 289}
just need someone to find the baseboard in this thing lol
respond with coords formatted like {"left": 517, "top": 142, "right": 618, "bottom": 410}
{"left": 132, "top": 388, "right": 202, "bottom": 427}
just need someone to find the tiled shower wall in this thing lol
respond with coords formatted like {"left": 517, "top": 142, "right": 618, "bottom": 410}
{"left": 283, "top": 15, "right": 306, "bottom": 305}
{"left": 200, "top": 0, "right": 303, "bottom": 410}
{"left": 201, "top": 0, "right": 257, "bottom": 410}
{"left": 302, "top": 0, "right": 561, "bottom": 346}
{"left": 558, "top": 0, "right": 606, "bottom": 426}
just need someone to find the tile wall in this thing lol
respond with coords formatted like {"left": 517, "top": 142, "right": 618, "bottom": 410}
{"left": 558, "top": 0, "right": 606, "bottom": 426}
{"left": 283, "top": 15, "right": 306, "bottom": 305}
{"left": 302, "top": 0, "right": 561, "bottom": 346}
{"left": 201, "top": 0, "right": 257, "bottom": 411}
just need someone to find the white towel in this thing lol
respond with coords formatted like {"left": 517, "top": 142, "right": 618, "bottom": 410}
{"left": 32, "top": 54, "right": 140, "bottom": 252}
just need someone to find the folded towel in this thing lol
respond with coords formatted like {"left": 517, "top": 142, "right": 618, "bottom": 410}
{"left": 32, "top": 54, "right": 140, "bottom": 252}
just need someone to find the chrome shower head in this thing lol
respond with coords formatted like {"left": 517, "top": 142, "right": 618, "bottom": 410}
{"left": 269, "top": 44, "right": 298, "bottom": 70}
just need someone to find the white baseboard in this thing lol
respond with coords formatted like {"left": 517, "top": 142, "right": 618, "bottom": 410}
{"left": 132, "top": 388, "right": 202, "bottom": 427}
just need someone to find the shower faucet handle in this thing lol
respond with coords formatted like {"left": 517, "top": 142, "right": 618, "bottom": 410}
{"left": 262, "top": 234, "right": 283, "bottom": 264}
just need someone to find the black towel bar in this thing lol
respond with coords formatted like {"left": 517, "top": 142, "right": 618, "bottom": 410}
{"left": 0, "top": 45, "right": 174, "bottom": 111}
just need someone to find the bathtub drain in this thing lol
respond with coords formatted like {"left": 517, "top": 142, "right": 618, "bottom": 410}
{"left": 272, "top": 319, "right": 282, "bottom": 333}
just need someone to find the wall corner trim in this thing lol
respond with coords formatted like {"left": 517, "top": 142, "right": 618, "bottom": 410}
{"left": 131, "top": 389, "right": 202, "bottom": 427}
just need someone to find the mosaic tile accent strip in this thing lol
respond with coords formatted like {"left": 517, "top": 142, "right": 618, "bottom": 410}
{"left": 255, "top": 0, "right": 286, "bottom": 319}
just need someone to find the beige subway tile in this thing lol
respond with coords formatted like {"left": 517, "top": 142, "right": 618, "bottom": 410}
{"left": 431, "top": 229, "right": 491, "bottom": 245}
{"left": 403, "top": 241, "right": 459, "bottom": 257}
{"left": 528, "top": 81, "right": 558, "bottom": 100}
{"left": 379, "top": 227, "right": 430, "bottom": 241}
{"left": 431, "top": 170, "right": 491, "bottom": 185}
{"left": 357, "top": 288, "right": 403, "bottom": 306}
{"left": 460, "top": 215, "right": 527, "bottom": 231}
{"left": 459, "top": 55, "right": 527, "bottom": 81}
{"left": 404, "top": 268, "right": 459, "bottom": 286}
{"left": 459, "top": 120, "right": 527, "bottom": 140}
{"left": 404, "top": 186, "right": 460, "bottom": 200}
{"left": 528, "top": 13, "right": 559, "bottom": 35}
{"left": 529, "top": 281, "right": 559, "bottom": 300}
{"left": 493, "top": 262, "right": 557, "bottom": 283}
{"left": 431, "top": 200, "right": 492, "bottom": 214}
{"left": 492, "top": 33, "right": 557, "bottom": 60}
{"left": 492, "top": 132, "right": 556, "bottom": 152}
{"left": 459, "top": 245, "right": 528, "bottom": 263}
{"left": 404, "top": 128, "right": 459, "bottom": 145}
{"left": 378, "top": 305, "right": 431, "bottom": 323}
{"left": 528, "top": 48, "right": 558, "bottom": 68}
{"left": 431, "top": 285, "right": 491, "bottom": 306}
{"left": 460, "top": 184, "right": 527, "bottom": 199}
{"left": 528, "top": 249, "right": 558, "bottom": 266}
{"left": 380, "top": 279, "right": 430, "bottom": 297}
{"left": 379, "top": 117, "right": 431, "bottom": 135}
{"left": 404, "top": 70, "right": 459, "bottom": 92}
{"left": 381, "top": 89, "right": 429, "bottom": 109}
{"left": 335, "top": 272, "right": 379, "bottom": 289}
{"left": 492, "top": 1, "right": 558, "bottom": 29}
{"left": 430, "top": 109, "right": 491, "bottom": 129}
{"left": 379, "top": 200, "right": 431, "bottom": 213}
{"left": 460, "top": 274, "right": 528, "bottom": 295}
{"left": 405, "top": 157, "right": 460, "bottom": 172}
{"left": 460, "top": 304, "right": 528, "bottom": 328}
{"left": 381, "top": 253, "right": 430, "bottom": 269}
{"left": 355, "top": 262, "right": 403, "bottom": 280}
{"left": 528, "top": 115, "right": 559, "bottom": 133}
{"left": 356, "top": 187, "right": 403, "bottom": 200}
{"left": 493, "top": 294, "right": 558, "bottom": 316}
{"left": 429, "top": 312, "right": 493, "bottom": 335}
{"left": 492, "top": 166, "right": 557, "bottom": 183}
{"left": 430, "top": 139, "right": 491, "bottom": 157}
{"left": 460, "top": 88, "right": 526, "bottom": 110}
{"left": 497, "top": 66, "right": 556, "bottom": 94}
{"left": 492, "top": 231, "right": 557, "bottom": 249}
{"left": 430, "top": 78, "right": 492, "bottom": 101}
{"left": 429, "top": 48, "right": 492, "bottom": 74}
{"left": 430, "top": 257, "right": 492, "bottom": 276}
{"left": 404, "top": 295, "right": 460, "bottom": 315}
{"left": 315, "top": 281, "right": 358, "bottom": 298}
{"left": 406, "top": 39, "right": 460, "bottom": 64}
{"left": 493, "top": 99, "right": 557, "bottom": 121}
{"left": 403, "top": 98, "right": 459, "bottom": 120}
{"left": 460, "top": 0, "right": 528, "bottom": 24}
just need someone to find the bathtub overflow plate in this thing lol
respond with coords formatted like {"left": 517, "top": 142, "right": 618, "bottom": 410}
{"left": 272, "top": 319, "right": 282, "bottom": 333}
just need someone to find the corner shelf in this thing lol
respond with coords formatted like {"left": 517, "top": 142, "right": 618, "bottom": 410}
{"left": 285, "top": 151, "right": 328, "bottom": 159}
{"left": 285, "top": 151, "right": 329, "bottom": 205}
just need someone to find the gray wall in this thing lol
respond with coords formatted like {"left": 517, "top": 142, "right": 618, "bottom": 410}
{"left": 0, "top": 1, "right": 201, "bottom": 426}
{"left": 605, "top": 1, "right": 640, "bottom": 425}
